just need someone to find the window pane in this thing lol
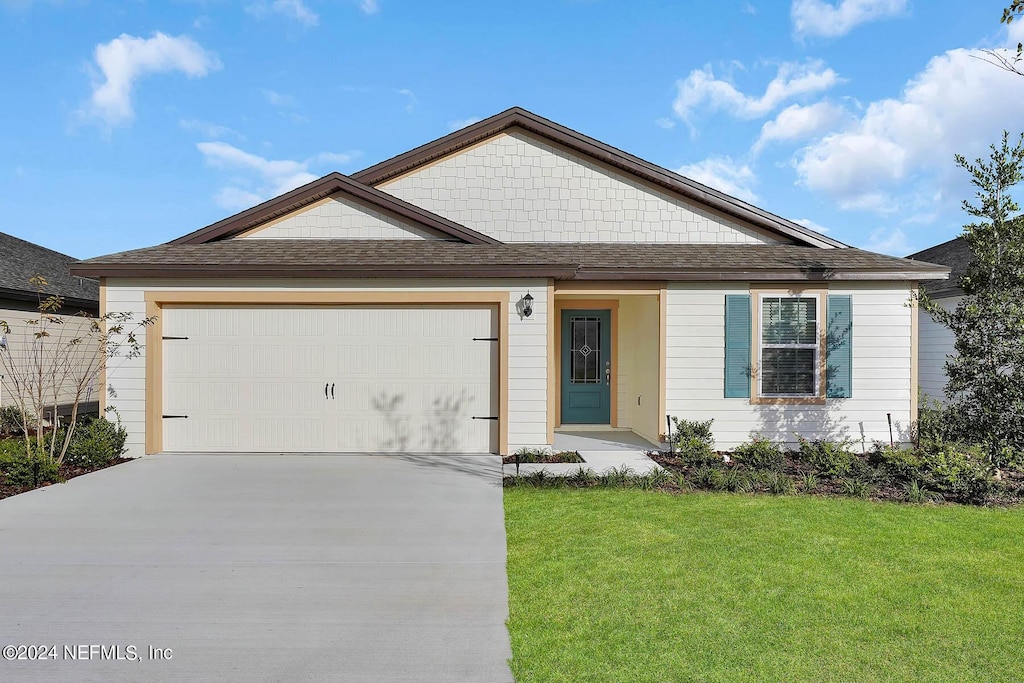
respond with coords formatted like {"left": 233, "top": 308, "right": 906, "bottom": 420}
{"left": 762, "top": 348, "right": 816, "bottom": 395}
{"left": 570, "top": 317, "right": 601, "bottom": 384}
{"left": 763, "top": 296, "right": 816, "bottom": 345}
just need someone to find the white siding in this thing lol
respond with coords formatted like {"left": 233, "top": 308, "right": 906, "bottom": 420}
{"left": 241, "top": 196, "right": 442, "bottom": 240}
{"left": 918, "top": 295, "right": 960, "bottom": 405}
{"left": 378, "top": 131, "right": 783, "bottom": 245}
{"left": 665, "top": 282, "right": 915, "bottom": 451}
{"left": 104, "top": 278, "right": 549, "bottom": 457}
{"left": 0, "top": 306, "right": 100, "bottom": 411}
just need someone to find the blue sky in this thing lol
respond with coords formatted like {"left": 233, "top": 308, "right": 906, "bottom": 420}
{"left": 0, "top": 0, "right": 1021, "bottom": 259}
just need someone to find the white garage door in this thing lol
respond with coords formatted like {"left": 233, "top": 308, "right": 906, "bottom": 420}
{"left": 161, "top": 306, "right": 498, "bottom": 453}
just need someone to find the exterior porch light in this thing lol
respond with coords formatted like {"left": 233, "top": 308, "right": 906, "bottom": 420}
{"left": 522, "top": 292, "right": 534, "bottom": 318}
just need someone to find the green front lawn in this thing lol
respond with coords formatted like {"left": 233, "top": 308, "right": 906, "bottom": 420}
{"left": 505, "top": 490, "right": 1024, "bottom": 682}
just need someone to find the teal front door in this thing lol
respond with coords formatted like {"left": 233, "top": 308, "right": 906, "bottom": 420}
{"left": 560, "top": 309, "right": 612, "bottom": 424}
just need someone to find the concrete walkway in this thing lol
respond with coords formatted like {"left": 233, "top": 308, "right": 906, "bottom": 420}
{"left": 0, "top": 454, "right": 512, "bottom": 683}
{"left": 504, "top": 430, "right": 664, "bottom": 476}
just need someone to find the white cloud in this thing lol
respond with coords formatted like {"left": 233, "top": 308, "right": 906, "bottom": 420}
{"left": 793, "top": 217, "right": 830, "bottom": 233}
{"left": 673, "top": 60, "right": 841, "bottom": 127}
{"left": 860, "top": 226, "right": 913, "bottom": 256}
{"left": 197, "top": 142, "right": 358, "bottom": 210}
{"left": 677, "top": 157, "right": 758, "bottom": 203}
{"left": 315, "top": 151, "right": 360, "bottom": 165}
{"left": 246, "top": 0, "right": 319, "bottom": 27}
{"left": 358, "top": 0, "right": 379, "bottom": 14}
{"left": 794, "top": 40, "right": 1024, "bottom": 212}
{"left": 262, "top": 89, "right": 296, "bottom": 107}
{"left": 791, "top": 0, "right": 907, "bottom": 39}
{"left": 395, "top": 88, "right": 417, "bottom": 112}
{"left": 447, "top": 117, "right": 481, "bottom": 131}
{"left": 742, "top": 2, "right": 757, "bottom": 15}
{"left": 179, "top": 118, "right": 244, "bottom": 140}
{"left": 83, "top": 32, "right": 220, "bottom": 126}
{"left": 655, "top": 117, "right": 676, "bottom": 129}
{"left": 753, "top": 101, "right": 846, "bottom": 154}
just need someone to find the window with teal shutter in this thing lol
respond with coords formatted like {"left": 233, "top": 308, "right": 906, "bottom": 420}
{"left": 724, "top": 295, "right": 751, "bottom": 398}
{"left": 826, "top": 295, "right": 853, "bottom": 398}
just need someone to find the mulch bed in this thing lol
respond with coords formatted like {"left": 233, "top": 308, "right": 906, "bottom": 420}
{"left": 501, "top": 450, "right": 585, "bottom": 465}
{"left": 0, "top": 457, "right": 132, "bottom": 502}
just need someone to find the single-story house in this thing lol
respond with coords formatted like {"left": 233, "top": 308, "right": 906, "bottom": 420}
{"left": 72, "top": 108, "right": 949, "bottom": 458}
{"left": 907, "top": 237, "right": 970, "bottom": 405}
{"left": 0, "top": 231, "right": 100, "bottom": 420}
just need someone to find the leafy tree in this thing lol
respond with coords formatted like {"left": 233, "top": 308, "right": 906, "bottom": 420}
{"left": 0, "top": 276, "right": 153, "bottom": 465}
{"left": 919, "top": 133, "right": 1024, "bottom": 462}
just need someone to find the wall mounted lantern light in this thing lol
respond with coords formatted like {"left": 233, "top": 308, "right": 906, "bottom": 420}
{"left": 521, "top": 292, "right": 534, "bottom": 318}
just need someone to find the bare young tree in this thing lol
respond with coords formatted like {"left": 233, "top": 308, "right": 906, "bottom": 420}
{"left": 982, "top": 2, "right": 1024, "bottom": 76}
{"left": 0, "top": 276, "right": 154, "bottom": 465}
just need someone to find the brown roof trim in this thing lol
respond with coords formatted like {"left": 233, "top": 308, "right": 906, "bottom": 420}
{"left": 351, "top": 107, "right": 846, "bottom": 250}
{"left": 70, "top": 263, "right": 945, "bottom": 282}
{"left": 170, "top": 172, "right": 501, "bottom": 246}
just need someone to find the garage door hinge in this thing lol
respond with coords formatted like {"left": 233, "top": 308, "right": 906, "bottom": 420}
{"left": 162, "top": 415, "right": 188, "bottom": 419}
{"left": 162, "top": 336, "right": 189, "bottom": 340}
{"left": 472, "top": 416, "right": 499, "bottom": 421}
{"left": 472, "top": 337, "right": 499, "bottom": 342}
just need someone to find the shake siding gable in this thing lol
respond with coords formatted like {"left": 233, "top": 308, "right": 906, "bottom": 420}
{"left": 378, "top": 131, "right": 784, "bottom": 245}
{"left": 665, "top": 282, "right": 914, "bottom": 450}
{"left": 239, "top": 196, "right": 444, "bottom": 240}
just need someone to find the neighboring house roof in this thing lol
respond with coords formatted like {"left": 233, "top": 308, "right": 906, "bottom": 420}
{"left": 0, "top": 231, "right": 99, "bottom": 309}
{"left": 351, "top": 107, "right": 846, "bottom": 250}
{"left": 171, "top": 171, "right": 501, "bottom": 246}
{"left": 71, "top": 241, "right": 949, "bottom": 281}
{"left": 907, "top": 236, "right": 971, "bottom": 298}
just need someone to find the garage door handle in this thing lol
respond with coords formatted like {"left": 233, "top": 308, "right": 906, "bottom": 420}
{"left": 162, "top": 415, "right": 188, "bottom": 419}
{"left": 331, "top": 383, "right": 335, "bottom": 399}
{"left": 472, "top": 416, "right": 499, "bottom": 420}
{"left": 324, "top": 383, "right": 329, "bottom": 399}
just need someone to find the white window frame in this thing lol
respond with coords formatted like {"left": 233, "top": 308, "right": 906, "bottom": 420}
{"left": 757, "top": 293, "right": 821, "bottom": 399}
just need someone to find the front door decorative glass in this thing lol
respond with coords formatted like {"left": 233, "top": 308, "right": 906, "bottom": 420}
{"left": 561, "top": 309, "right": 612, "bottom": 424}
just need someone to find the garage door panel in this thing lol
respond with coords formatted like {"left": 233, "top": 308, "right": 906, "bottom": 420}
{"left": 163, "top": 306, "right": 497, "bottom": 453}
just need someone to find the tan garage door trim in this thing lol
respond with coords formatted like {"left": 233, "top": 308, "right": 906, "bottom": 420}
{"left": 145, "top": 291, "right": 509, "bottom": 455}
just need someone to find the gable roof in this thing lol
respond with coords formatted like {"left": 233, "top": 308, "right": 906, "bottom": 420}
{"left": 71, "top": 240, "right": 949, "bottom": 282}
{"left": 907, "top": 236, "right": 971, "bottom": 298}
{"left": 351, "top": 107, "right": 846, "bottom": 250}
{"left": 170, "top": 172, "right": 501, "bottom": 246}
{"left": 0, "top": 231, "right": 98, "bottom": 309}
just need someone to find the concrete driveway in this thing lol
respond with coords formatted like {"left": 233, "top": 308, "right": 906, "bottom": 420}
{"left": 0, "top": 454, "right": 512, "bottom": 682}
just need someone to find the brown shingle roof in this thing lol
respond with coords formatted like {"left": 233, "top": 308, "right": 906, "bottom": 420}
{"left": 71, "top": 240, "right": 949, "bottom": 282}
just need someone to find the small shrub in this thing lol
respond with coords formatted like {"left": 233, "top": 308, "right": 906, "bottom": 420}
{"left": 903, "top": 480, "right": 940, "bottom": 504}
{"left": 0, "top": 449, "right": 61, "bottom": 487}
{"left": 567, "top": 467, "right": 597, "bottom": 487}
{"left": 800, "top": 472, "right": 818, "bottom": 493}
{"left": 670, "top": 417, "right": 715, "bottom": 449}
{"left": 795, "top": 436, "right": 855, "bottom": 476}
{"left": 763, "top": 472, "right": 795, "bottom": 495}
{"left": 913, "top": 392, "right": 950, "bottom": 449}
{"left": 0, "top": 406, "right": 33, "bottom": 435}
{"left": 691, "top": 465, "right": 718, "bottom": 489}
{"left": 731, "top": 435, "right": 785, "bottom": 472}
{"left": 717, "top": 468, "right": 752, "bottom": 493}
{"left": 64, "top": 417, "right": 128, "bottom": 469}
{"left": 870, "top": 443, "right": 923, "bottom": 482}
{"left": 670, "top": 418, "right": 723, "bottom": 469}
{"left": 840, "top": 478, "right": 872, "bottom": 498}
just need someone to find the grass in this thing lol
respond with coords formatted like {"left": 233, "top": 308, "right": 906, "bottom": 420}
{"left": 505, "top": 489, "right": 1024, "bottom": 682}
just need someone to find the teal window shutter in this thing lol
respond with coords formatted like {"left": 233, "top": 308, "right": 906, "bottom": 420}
{"left": 826, "top": 295, "right": 852, "bottom": 398}
{"left": 724, "top": 294, "right": 751, "bottom": 398}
